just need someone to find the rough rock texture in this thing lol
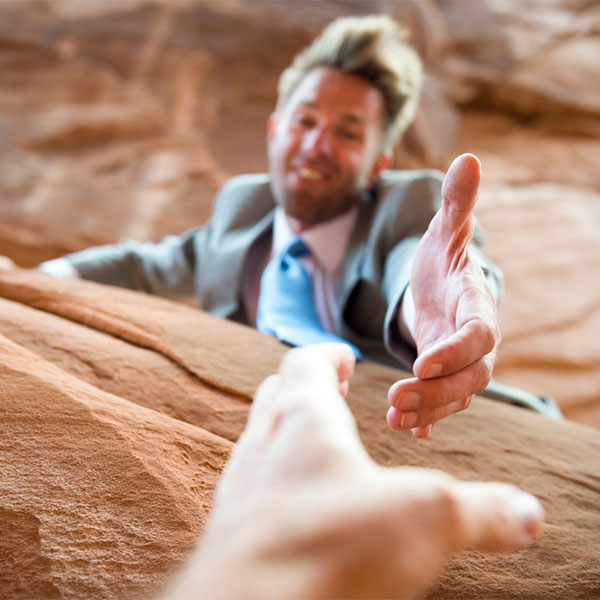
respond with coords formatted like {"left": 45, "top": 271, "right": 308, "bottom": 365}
{"left": 1, "top": 333, "right": 230, "bottom": 599}
{"left": 1, "top": 0, "right": 598, "bottom": 426}
{"left": 0, "top": 268, "right": 599, "bottom": 599}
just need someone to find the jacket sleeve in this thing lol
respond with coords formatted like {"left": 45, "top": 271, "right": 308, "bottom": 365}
{"left": 65, "top": 228, "right": 202, "bottom": 299}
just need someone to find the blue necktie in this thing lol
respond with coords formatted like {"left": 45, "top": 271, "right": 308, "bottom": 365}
{"left": 257, "top": 237, "right": 362, "bottom": 359}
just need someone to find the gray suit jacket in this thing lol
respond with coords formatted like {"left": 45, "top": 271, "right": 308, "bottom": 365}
{"left": 68, "top": 170, "right": 503, "bottom": 369}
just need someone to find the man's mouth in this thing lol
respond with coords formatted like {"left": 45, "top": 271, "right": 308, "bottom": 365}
{"left": 297, "top": 166, "right": 327, "bottom": 181}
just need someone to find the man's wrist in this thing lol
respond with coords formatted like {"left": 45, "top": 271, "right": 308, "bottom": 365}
{"left": 398, "top": 285, "right": 416, "bottom": 346}
{"left": 37, "top": 258, "right": 80, "bottom": 279}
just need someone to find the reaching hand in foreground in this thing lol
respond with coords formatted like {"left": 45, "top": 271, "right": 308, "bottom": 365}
{"left": 163, "top": 344, "right": 543, "bottom": 600}
{"left": 388, "top": 153, "right": 500, "bottom": 437}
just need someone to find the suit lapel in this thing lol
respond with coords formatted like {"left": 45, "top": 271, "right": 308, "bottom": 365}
{"left": 336, "top": 191, "right": 377, "bottom": 332}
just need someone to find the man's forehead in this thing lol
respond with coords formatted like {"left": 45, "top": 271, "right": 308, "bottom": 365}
{"left": 284, "top": 66, "right": 384, "bottom": 120}
{"left": 297, "top": 100, "right": 367, "bottom": 125}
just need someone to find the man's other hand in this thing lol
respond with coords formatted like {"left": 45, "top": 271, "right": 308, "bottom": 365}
{"left": 388, "top": 153, "right": 500, "bottom": 437}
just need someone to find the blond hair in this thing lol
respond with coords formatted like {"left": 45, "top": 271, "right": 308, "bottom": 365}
{"left": 276, "top": 15, "right": 423, "bottom": 150}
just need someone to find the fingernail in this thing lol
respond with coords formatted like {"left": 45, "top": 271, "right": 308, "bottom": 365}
{"left": 422, "top": 362, "right": 443, "bottom": 379}
{"left": 387, "top": 381, "right": 403, "bottom": 405}
{"left": 395, "top": 391, "right": 421, "bottom": 410}
{"left": 400, "top": 411, "right": 418, "bottom": 428}
{"left": 411, "top": 424, "right": 432, "bottom": 438}
{"left": 509, "top": 492, "right": 544, "bottom": 539}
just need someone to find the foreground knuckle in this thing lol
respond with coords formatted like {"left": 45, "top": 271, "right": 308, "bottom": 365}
{"left": 254, "top": 374, "right": 280, "bottom": 402}
{"left": 431, "top": 483, "right": 463, "bottom": 531}
{"left": 280, "top": 347, "right": 303, "bottom": 372}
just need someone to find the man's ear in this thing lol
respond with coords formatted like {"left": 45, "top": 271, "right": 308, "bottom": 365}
{"left": 267, "top": 113, "right": 278, "bottom": 145}
{"left": 367, "top": 149, "right": 393, "bottom": 186}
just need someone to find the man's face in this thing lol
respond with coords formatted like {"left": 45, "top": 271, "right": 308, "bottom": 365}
{"left": 267, "top": 66, "right": 391, "bottom": 228}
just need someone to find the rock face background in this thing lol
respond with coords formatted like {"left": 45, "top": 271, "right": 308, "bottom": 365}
{"left": 1, "top": 0, "right": 599, "bottom": 424}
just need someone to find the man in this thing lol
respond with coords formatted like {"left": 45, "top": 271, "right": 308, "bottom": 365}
{"left": 162, "top": 344, "right": 544, "bottom": 599}
{"left": 39, "top": 16, "right": 503, "bottom": 437}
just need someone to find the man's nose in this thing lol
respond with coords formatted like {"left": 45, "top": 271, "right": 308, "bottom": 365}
{"left": 301, "top": 126, "right": 333, "bottom": 155}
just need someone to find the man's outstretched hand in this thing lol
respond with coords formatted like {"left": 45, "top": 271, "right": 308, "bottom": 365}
{"left": 163, "top": 344, "right": 543, "bottom": 600}
{"left": 388, "top": 154, "right": 500, "bottom": 437}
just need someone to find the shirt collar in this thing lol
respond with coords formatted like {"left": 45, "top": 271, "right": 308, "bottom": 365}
{"left": 272, "top": 205, "right": 358, "bottom": 273}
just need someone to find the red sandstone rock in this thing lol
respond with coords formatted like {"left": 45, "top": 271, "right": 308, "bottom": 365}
{"left": 0, "top": 327, "right": 232, "bottom": 599}
{"left": 0, "top": 269, "right": 599, "bottom": 598}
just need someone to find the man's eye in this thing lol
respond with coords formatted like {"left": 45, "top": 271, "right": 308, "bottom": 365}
{"left": 296, "top": 116, "right": 315, "bottom": 128}
{"left": 340, "top": 129, "right": 361, "bottom": 141}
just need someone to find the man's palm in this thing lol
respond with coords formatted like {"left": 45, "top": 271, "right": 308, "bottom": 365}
{"left": 388, "top": 154, "right": 500, "bottom": 437}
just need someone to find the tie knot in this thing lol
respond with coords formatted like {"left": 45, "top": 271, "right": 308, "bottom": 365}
{"left": 285, "top": 237, "right": 311, "bottom": 259}
{"left": 257, "top": 234, "right": 362, "bottom": 360}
